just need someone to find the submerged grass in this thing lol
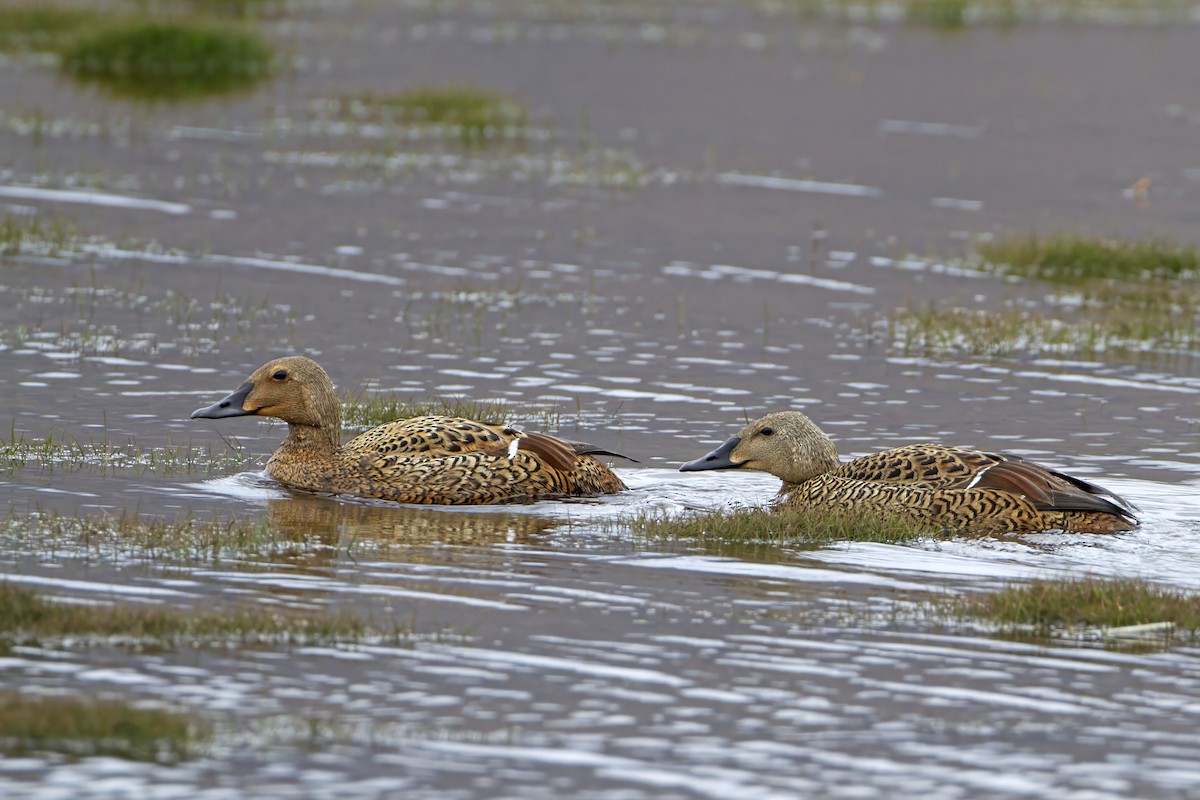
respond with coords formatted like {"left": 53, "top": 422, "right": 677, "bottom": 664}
{"left": 907, "top": 0, "right": 969, "bottom": 28}
{"left": 886, "top": 301, "right": 1200, "bottom": 358}
{"left": 0, "top": 693, "right": 208, "bottom": 763}
{"left": 178, "top": 0, "right": 290, "bottom": 18}
{"left": 0, "top": 581, "right": 409, "bottom": 646}
{"left": 951, "top": 576, "right": 1200, "bottom": 644}
{"left": 786, "top": 0, "right": 1195, "bottom": 26}
{"left": 887, "top": 232, "right": 1200, "bottom": 360}
{"left": 63, "top": 21, "right": 273, "bottom": 99}
{"left": 340, "top": 86, "right": 532, "bottom": 145}
{"left": 0, "top": 214, "right": 80, "bottom": 257}
{"left": 0, "top": 425, "right": 248, "bottom": 475}
{"left": 0, "top": 5, "right": 99, "bottom": 51}
{"left": 978, "top": 233, "right": 1200, "bottom": 284}
{"left": 634, "top": 504, "right": 933, "bottom": 547}
{"left": 1, "top": 510, "right": 304, "bottom": 563}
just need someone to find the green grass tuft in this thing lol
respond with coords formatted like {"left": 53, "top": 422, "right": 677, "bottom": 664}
{"left": 0, "top": 693, "right": 208, "bottom": 763}
{"left": 0, "top": 214, "right": 79, "bottom": 257}
{"left": 886, "top": 232, "right": 1200, "bottom": 360}
{"left": 1, "top": 510, "right": 305, "bottom": 563}
{"left": 0, "top": 581, "right": 409, "bottom": 646}
{"left": 182, "top": 0, "right": 289, "bottom": 18}
{"left": 954, "top": 577, "right": 1200, "bottom": 641}
{"left": 634, "top": 504, "right": 933, "bottom": 547}
{"left": 0, "top": 6, "right": 99, "bottom": 51}
{"left": 785, "top": 1, "right": 1187, "bottom": 27}
{"left": 886, "top": 301, "right": 1200, "bottom": 358}
{"left": 908, "top": 0, "right": 968, "bottom": 28}
{"left": 62, "top": 22, "right": 273, "bottom": 100}
{"left": 978, "top": 233, "right": 1200, "bottom": 284}
{"left": 0, "top": 425, "right": 248, "bottom": 475}
{"left": 344, "top": 86, "right": 531, "bottom": 145}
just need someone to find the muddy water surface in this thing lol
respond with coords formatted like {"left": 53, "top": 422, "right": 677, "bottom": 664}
{"left": 4, "top": 2, "right": 1200, "bottom": 797}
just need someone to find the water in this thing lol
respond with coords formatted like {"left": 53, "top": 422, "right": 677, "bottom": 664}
{"left": 4, "top": 1, "right": 1200, "bottom": 797}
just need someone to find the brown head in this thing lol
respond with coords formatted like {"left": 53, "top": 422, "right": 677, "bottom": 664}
{"left": 191, "top": 356, "right": 341, "bottom": 439}
{"left": 679, "top": 411, "right": 840, "bottom": 484}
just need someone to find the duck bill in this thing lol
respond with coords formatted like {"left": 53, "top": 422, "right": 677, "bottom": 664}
{"left": 191, "top": 381, "right": 257, "bottom": 419}
{"left": 679, "top": 436, "right": 746, "bottom": 472}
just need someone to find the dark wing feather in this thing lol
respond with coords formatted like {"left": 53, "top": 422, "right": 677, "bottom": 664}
{"left": 967, "top": 459, "right": 1137, "bottom": 521}
{"left": 1038, "top": 463, "right": 1141, "bottom": 513}
{"left": 566, "top": 441, "right": 638, "bottom": 463}
{"left": 513, "top": 432, "right": 579, "bottom": 473}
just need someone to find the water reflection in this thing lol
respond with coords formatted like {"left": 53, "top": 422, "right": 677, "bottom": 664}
{"left": 265, "top": 492, "right": 557, "bottom": 546}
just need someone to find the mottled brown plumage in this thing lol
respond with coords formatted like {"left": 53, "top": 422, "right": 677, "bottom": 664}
{"left": 679, "top": 411, "right": 1138, "bottom": 535}
{"left": 191, "top": 356, "right": 629, "bottom": 504}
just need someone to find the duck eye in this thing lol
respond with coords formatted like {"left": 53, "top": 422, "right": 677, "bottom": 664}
{"left": 760, "top": 427, "right": 774, "bottom": 437}
{"left": 272, "top": 370, "right": 288, "bottom": 381}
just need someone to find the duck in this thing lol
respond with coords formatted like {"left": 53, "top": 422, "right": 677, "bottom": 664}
{"left": 679, "top": 411, "right": 1138, "bottom": 535}
{"left": 191, "top": 355, "right": 630, "bottom": 504}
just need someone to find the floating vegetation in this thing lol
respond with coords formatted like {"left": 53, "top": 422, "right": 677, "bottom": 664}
{"left": 0, "top": 214, "right": 80, "bottom": 257}
{"left": 885, "top": 302, "right": 1200, "bottom": 359}
{"left": 907, "top": 0, "right": 968, "bottom": 28}
{"left": 262, "top": 142, "right": 662, "bottom": 190}
{"left": 3, "top": 504, "right": 510, "bottom": 564}
{"left": 951, "top": 577, "right": 1200, "bottom": 645}
{"left": 977, "top": 233, "right": 1200, "bottom": 284}
{"left": 0, "top": 580, "right": 410, "bottom": 646}
{"left": 633, "top": 504, "right": 933, "bottom": 547}
{"left": 0, "top": 277, "right": 296, "bottom": 363}
{"left": 0, "top": 5, "right": 99, "bottom": 52}
{"left": 180, "top": 0, "right": 292, "bottom": 18}
{"left": 783, "top": 0, "right": 1193, "bottom": 27}
{"left": 63, "top": 22, "right": 273, "bottom": 100}
{"left": 339, "top": 86, "right": 533, "bottom": 146}
{"left": 0, "top": 510, "right": 306, "bottom": 563}
{"left": 0, "top": 427, "right": 247, "bottom": 475}
{"left": 885, "top": 232, "right": 1200, "bottom": 360}
{"left": 0, "top": 693, "right": 208, "bottom": 763}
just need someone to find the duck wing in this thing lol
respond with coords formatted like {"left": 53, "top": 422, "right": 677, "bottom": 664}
{"left": 345, "top": 415, "right": 635, "bottom": 473}
{"left": 834, "top": 444, "right": 1005, "bottom": 488}
{"left": 949, "top": 457, "right": 1138, "bottom": 520}
{"left": 346, "top": 415, "right": 527, "bottom": 457}
{"left": 838, "top": 443, "right": 1136, "bottom": 521}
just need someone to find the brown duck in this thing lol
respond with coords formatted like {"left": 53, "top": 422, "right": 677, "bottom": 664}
{"left": 679, "top": 411, "right": 1138, "bottom": 535}
{"left": 191, "top": 356, "right": 629, "bottom": 504}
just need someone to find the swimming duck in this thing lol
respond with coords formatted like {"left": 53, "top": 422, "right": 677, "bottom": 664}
{"left": 191, "top": 356, "right": 629, "bottom": 504}
{"left": 679, "top": 411, "right": 1138, "bottom": 534}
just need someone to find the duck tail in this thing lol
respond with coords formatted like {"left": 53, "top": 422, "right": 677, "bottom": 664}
{"left": 568, "top": 441, "right": 639, "bottom": 464}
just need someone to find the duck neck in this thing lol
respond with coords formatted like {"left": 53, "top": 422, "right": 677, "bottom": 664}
{"left": 280, "top": 421, "right": 341, "bottom": 453}
{"left": 277, "top": 379, "right": 343, "bottom": 454}
{"left": 777, "top": 432, "right": 839, "bottom": 486}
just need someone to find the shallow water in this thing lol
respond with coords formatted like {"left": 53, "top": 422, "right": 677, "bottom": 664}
{"left": 4, "top": 1, "right": 1200, "bottom": 797}
{"left": 5, "top": 469, "right": 1200, "bottom": 799}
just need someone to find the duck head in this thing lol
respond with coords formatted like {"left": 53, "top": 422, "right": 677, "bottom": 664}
{"left": 679, "top": 411, "right": 839, "bottom": 484}
{"left": 191, "top": 355, "right": 341, "bottom": 432}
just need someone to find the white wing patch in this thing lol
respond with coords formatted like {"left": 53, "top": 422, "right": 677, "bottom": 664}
{"left": 964, "top": 465, "right": 990, "bottom": 490}
{"left": 507, "top": 439, "right": 521, "bottom": 460}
